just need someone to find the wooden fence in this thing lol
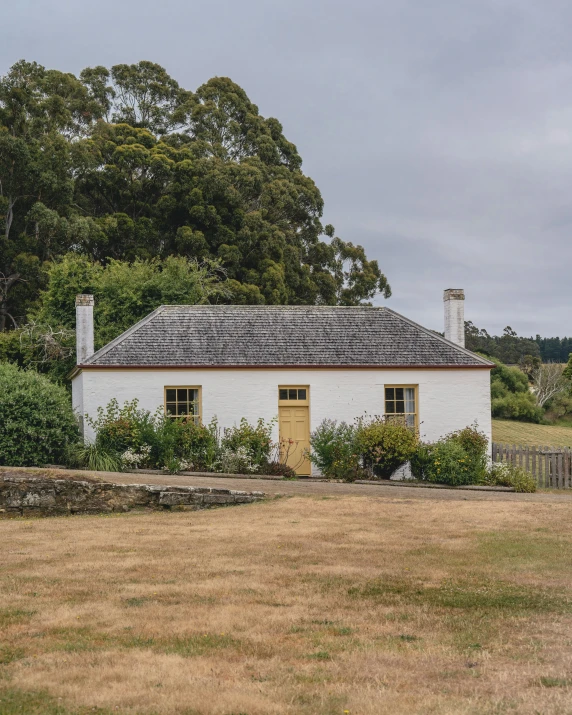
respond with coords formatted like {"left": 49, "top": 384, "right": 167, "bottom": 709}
{"left": 492, "top": 443, "right": 572, "bottom": 489}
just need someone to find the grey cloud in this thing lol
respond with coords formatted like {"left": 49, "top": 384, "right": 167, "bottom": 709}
{"left": 3, "top": 0, "right": 572, "bottom": 336}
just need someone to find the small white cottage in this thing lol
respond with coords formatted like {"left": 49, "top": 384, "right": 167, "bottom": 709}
{"left": 71, "top": 289, "right": 493, "bottom": 475}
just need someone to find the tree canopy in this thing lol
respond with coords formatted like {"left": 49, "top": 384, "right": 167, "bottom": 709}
{"left": 0, "top": 60, "right": 391, "bottom": 331}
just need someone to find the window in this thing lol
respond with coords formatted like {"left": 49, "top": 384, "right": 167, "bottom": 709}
{"left": 385, "top": 386, "right": 417, "bottom": 429}
{"left": 279, "top": 387, "right": 307, "bottom": 401}
{"left": 165, "top": 386, "right": 201, "bottom": 423}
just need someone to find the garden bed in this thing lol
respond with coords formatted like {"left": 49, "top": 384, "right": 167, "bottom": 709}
{"left": 354, "top": 479, "right": 515, "bottom": 492}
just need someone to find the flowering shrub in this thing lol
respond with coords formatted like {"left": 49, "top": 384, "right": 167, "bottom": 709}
{"left": 121, "top": 444, "right": 152, "bottom": 469}
{"left": 220, "top": 446, "right": 258, "bottom": 474}
{"left": 412, "top": 424, "right": 489, "bottom": 486}
{"left": 155, "top": 415, "right": 220, "bottom": 471}
{"left": 422, "top": 440, "right": 475, "bottom": 486}
{"left": 87, "top": 399, "right": 157, "bottom": 455}
{"left": 482, "top": 462, "right": 537, "bottom": 492}
{"left": 356, "top": 417, "right": 418, "bottom": 479}
{"left": 221, "top": 418, "right": 274, "bottom": 467}
{"left": 81, "top": 401, "right": 280, "bottom": 475}
{"left": 309, "top": 420, "right": 361, "bottom": 480}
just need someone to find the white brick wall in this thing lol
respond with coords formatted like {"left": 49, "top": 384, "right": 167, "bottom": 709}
{"left": 73, "top": 367, "right": 491, "bottom": 453}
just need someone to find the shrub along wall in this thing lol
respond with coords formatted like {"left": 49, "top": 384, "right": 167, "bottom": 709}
{"left": 0, "top": 472, "right": 264, "bottom": 518}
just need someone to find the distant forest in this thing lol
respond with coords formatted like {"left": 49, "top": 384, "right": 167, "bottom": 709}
{"left": 465, "top": 322, "right": 572, "bottom": 364}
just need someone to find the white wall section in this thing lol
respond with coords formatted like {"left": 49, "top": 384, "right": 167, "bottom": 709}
{"left": 73, "top": 367, "right": 492, "bottom": 454}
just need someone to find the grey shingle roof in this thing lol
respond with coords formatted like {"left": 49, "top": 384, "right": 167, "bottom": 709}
{"left": 82, "top": 305, "right": 492, "bottom": 368}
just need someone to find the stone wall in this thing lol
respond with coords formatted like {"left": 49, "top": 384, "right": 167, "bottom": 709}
{"left": 0, "top": 473, "right": 264, "bottom": 518}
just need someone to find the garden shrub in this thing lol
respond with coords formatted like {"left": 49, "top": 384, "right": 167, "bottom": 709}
{"left": 355, "top": 417, "right": 418, "bottom": 479}
{"left": 81, "top": 402, "right": 282, "bottom": 475}
{"left": 221, "top": 417, "right": 275, "bottom": 472}
{"left": 87, "top": 399, "right": 157, "bottom": 457}
{"left": 422, "top": 439, "right": 476, "bottom": 486}
{"left": 155, "top": 415, "right": 220, "bottom": 471}
{"left": 413, "top": 425, "right": 489, "bottom": 486}
{"left": 492, "top": 392, "right": 543, "bottom": 423}
{"left": 309, "top": 419, "right": 360, "bottom": 480}
{"left": 410, "top": 442, "right": 434, "bottom": 480}
{"left": 0, "top": 363, "right": 79, "bottom": 467}
{"left": 263, "top": 461, "right": 297, "bottom": 478}
{"left": 482, "top": 463, "right": 537, "bottom": 492}
{"left": 66, "top": 441, "right": 122, "bottom": 472}
{"left": 445, "top": 424, "right": 488, "bottom": 482}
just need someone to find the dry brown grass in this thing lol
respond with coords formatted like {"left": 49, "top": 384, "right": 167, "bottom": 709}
{"left": 2, "top": 495, "right": 572, "bottom": 715}
{"left": 492, "top": 419, "right": 572, "bottom": 447}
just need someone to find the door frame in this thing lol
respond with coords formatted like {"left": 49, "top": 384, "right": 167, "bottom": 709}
{"left": 278, "top": 385, "right": 311, "bottom": 475}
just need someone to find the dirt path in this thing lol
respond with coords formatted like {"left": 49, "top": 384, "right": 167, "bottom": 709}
{"left": 75, "top": 470, "right": 572, "bottom": 503}
{"left": 3, "top": 466, "right": 571, "bottom": 502}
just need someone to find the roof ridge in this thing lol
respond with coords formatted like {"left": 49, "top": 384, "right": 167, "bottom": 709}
{"left": 81, "top": 305, "right": 168, "bottom": 366}
{"left": 382, "top": 307, "right": 494, "bottom": 366}
{"left": 160, "top": 304, "right": 387, "bottom": 310}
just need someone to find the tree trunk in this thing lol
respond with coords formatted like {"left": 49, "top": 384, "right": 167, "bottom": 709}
{"left": 0, "top": 272, "right": 21, "bottom": 332}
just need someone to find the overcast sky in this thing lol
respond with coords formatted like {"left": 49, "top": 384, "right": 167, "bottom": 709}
{"left": 4, "top": 0, "right": 572, "bottom": 336}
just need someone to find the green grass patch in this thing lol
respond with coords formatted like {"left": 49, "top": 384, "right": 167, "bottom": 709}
{"left": 478, "top": 532, "right": 572, "bottom": 574}
{"left": 306, "top": 650, "right": 331, "bottom": 660}
{"left": 0, "top": 688, "right": 115, "bottom": 714}
{"left": 0, "top": 608, "right": 36, "bottom": 627}
{"left": 348, "top": 577, "right": 572, "bottom": 614}
{"left": 160, "top": 633, "right": 241, "bottom": 657}
{"left": 44, "top": 626, "right": 242, "bottom": 659}
{"left": 0, "top": 646, "right": 27, "bottom": 665}
{"left": 537, "top": 676, "right": 572, "bottom": 688}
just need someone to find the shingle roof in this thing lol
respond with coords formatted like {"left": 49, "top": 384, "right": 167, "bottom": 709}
{"left": 81, "top": 305, "right": 492, "bottom": 368}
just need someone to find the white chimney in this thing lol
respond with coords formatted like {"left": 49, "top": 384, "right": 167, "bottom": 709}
{"left": 443, "top": 288, "right": 465, "bottom": 347}
{"left": 76, "top": 294, "right": 94, "bottom": 364}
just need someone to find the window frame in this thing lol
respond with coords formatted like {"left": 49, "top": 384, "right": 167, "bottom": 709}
{"left": 384, "top": 384, "right": 418, "bottom": 430}
{"left": 164, "top": 385, "right": 202, "bottom": 423}
{"left": 278, "top": 385, "right": 310, "bottom": 406}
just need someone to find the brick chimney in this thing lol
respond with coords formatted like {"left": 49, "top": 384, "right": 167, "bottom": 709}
{"left": 443, "top": 289, "right": 465, "bottom": 347}
{"left": 76, "top": 294, "right": 94, "bottom": 364}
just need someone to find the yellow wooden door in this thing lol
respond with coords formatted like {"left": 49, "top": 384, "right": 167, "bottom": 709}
{"left": 279, "top": 406, "right": 311, "bottom": 475}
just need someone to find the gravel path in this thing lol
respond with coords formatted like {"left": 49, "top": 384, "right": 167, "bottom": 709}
{"left": 3, "top": 467, "right": 571, "bottom": 503}
{"left": 104, "top": 471, "right": 571, "bottom": 503}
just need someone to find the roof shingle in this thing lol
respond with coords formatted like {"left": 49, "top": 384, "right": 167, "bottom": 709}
{"left": 82, "top": 305, "right": 492, "bottom": 368}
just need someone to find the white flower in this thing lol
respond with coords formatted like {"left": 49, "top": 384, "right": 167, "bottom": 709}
{"left": 121, "top": 444, "right": 152, "bottom": 468}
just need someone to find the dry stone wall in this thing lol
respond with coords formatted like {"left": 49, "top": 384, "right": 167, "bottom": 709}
{"left": 0, "top": 473, "right": 264, "bottom": 518}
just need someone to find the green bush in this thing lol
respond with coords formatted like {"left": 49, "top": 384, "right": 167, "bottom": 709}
{"left": 492, "top": 392, "right": 543, "bottom": 423}
{"left": 356, "top": 418, "right": 418, "bottom": 479}
{"left": 308, "top": 419, "right": 360, "bottom": 480}
{"left": 221, "top": 418, "right": 274, "bottom": 471}
{"left": 154, "top": 415, "right": 220, "bottom": 471}
{"left": 410, "top": 442, "right": 434, "bottom": 479}
{"left": 413, "top": 425, "right": 489, "bottom": 486}
{"left": 488, "top": 357, "right": 543, "bottom": 423}
{"left": 82, "top": 402, "right": 278, "bottom": 475}
{"left": 445, "top": 424, "right": 488, "bottom": 482}
{"left": 262, "top": 461, "right": 297, "bottom": 478}
{"left": 0, "top": 363, "right": 79, "bottom": 467}
{"left": 66, "top": 442, "right": 122, "bottom": 472}
{"left": 423, "top": 439, "right": 477, "bottom": 486}
{"left": 87, "top": 399, "right": 157, "bottom": 456}
{"left": 482, "top": 463, "right": 537, "bottom": 492}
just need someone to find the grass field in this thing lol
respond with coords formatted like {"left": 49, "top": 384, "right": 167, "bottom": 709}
{"left": 2, "top": 494, "right": 572, "bottom": 714}
{"left": 492, "top": 419, "right": 572, "bottom": 446}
